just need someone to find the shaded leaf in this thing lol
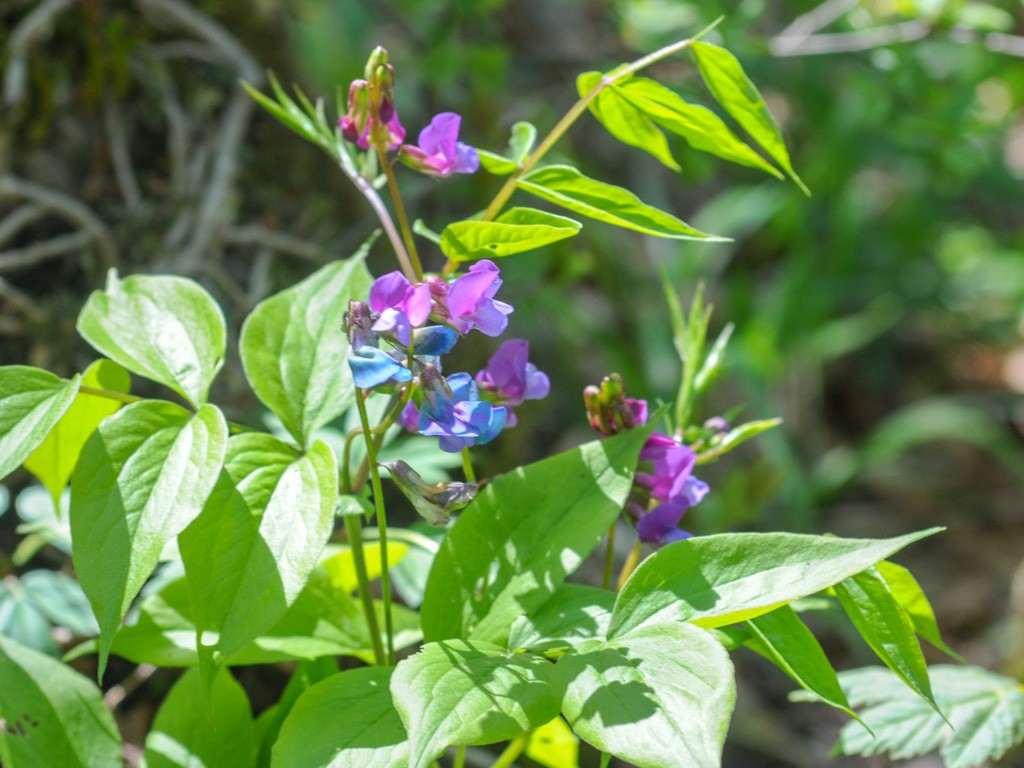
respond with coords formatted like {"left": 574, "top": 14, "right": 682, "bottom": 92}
{"left": 391, "top": 640, "right": 559, "bottom": 768}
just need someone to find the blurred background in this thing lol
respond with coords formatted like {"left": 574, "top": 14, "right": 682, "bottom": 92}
{"left": 1, "top": 0, "right": 1023, "bottom": 765}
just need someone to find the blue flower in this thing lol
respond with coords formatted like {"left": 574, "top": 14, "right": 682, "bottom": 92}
{"left": 417, "top": 368, "right": 506, "bottom": 453}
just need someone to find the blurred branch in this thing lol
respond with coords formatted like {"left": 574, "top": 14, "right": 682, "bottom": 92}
{"left": 0, "top": 203, "right": 47, "bottom": 245}
{"left": 103, "top": 93, "right": 143, "bottom": 211}
{"left": 104, "top": 663, "right": 157, "bottom": 710}
{"left": 225, "top": 223, "right": 324, "bottom": 262}
{"left": 0, "top": 230, "right": 90, "bottom": 272}
{"left": 0, "top": 176, "right": 119, "bottom": 269}
{"left": 0, "top": 276, "right": 46, "bottom": 321}
{"left": 2, "top": 0, "right": 73, "bottom": 110}
{"left": 774, "top": 0, "right": 860, "bottom": 46}
{"left": 137, "top": 0, "right": 264, "bottom": 273}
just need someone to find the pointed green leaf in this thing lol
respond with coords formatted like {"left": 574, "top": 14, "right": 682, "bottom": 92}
{"left": 476, "top": 149, "right": 519, "bottom": 175}
{"left": 422, "top": 425, "right": 652, "bottom": 646}
{"left": 24, "top": 360, "right": 129, "bottom": 506}
{"left": 179, "top": 434, "right": 338, "bottom": 663}
{"left": 836, "top": 665, "right": 1024, "bottom": 768}
{"left": 695, "top": 418, "right": 782, "bottom": 464}
{"left": 610, "top": 528, "right": 942, "bottom": 637}
{"left": 256, "top": 657, "right": 339, "bottom": 768}
{"left": 615, "top": 77, "right": 784, "bottom": 178}
{"left": 439, "top": 207, "right": 581, "bottom": 262}
{"left": 875, "top": 560, "right": 961, "bottom": 659}
{"left": 70, "top": 400, "right": 227, "bottom": 678}
{"left": 517, "top": 165, "right": 723, "bottom": 240}
{"left": 0, "top": 366, "right": 80, "bottom": 482}
{"left": 690, "top": 42, "right": 809, "bottom": 195}
{"left": 555, "top": 622, "right": 734, "bottom": 768}
{"left": 144, "top": 668, "right": 256, "bottom": 768}
{"left": 391, "top": 640, "right": 559, "bottom": 768}
{"left": 240, "top": 252, "right": 373, "bottom": 447}
{"left": 273, "top": 666, "right": 409, "bottom": 768}
{"left": 578, "top": 72, "right": 680, "bottom": 171}
{"left": 833, "top": 567, "right": 938, "bottom": 711}
{"left": 77, "top": 270, "right": 226, "bottom": 406}
{"left": 744, "top": 605, "right": 856, "bottom": 719}
{"left": 0, "top": 636, "right": 122, "bottom": 767}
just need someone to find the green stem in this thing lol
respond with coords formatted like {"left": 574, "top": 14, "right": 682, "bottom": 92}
{"left": 460, "top": 447, "right": 477, "bottom": 483}
{"left": 344, "top": 514, "right": 386, "bottom": 666}
{"left": 471, "top": 18, "right": 724, "bottom": 231}
{"left": 356, "top": 391, "right": 395, "bottom": 665}
{"left": 453, "top": 745, "right": 467, "bottom": 768}
{"left": 491, "top": 734, "right": 528, "bottom": 768}
{"left": 602, "top": 521, "right": 617, "bottom": 590}
{"left": 599, "top": 751, "right": 612, "bottom": 768}
{"left": 377, "top": 146, "right": 423, "bottom": 280}
{"left": 616, "top": 539, "right": 643, "bottom": 591}
{"left": 77, "top": 385, "right": 141, "bottom": 405}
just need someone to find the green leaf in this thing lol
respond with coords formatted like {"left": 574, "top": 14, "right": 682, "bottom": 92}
{"left": 609, "top": 528, "right": 942, "bottom": 637}
{"left": 614, "top": 78, "right": 785, "bottom": 177}
{"left": 240, "top": 252, "right": 373, "bottom": 447}
{"left": 835, "top": 665, "right": 1024, "bottom": 768}
{"left": 272, "top": 666, "right": 409, "bottom": 768}
{"left": 874, "top": 560, "right": 961, "bottom": 659}
{"left": 743, "top": 605, "right": 856, "bottom": 719}
{"left": 0, "top": 366, "right": 80, "bottom": 483}
{"left": 439, "top": 207, "right": 581, "bottom": 262}
{"left": 0, "top": 636, "right": 122, "bottom": 767}
{"left": 0, "top": 584, "right": 58, "bottom": 656}
{"left": 555, "top": 622, "right": 734, "bottom": 768}
{"left": 516, "top": 165, "right": 723, "bottom": 241}
{"left": 391, "top": 640, "right": 560, "bottom": 768}
{"left": 507, "top": 584, "right": 614, "bottom": 653}
{"left": 477, "top": 149, "right": 519, "bottom": 175}
{"left": 256, "top": 657, "right": 339, "bottom": 768}
{"left": 19, "top": 570, "right": 99, "bottom": 637}
{"left": 70, "top": 400, "right": 227, "bottom": 678}
{"left": 144, "top": 668, "right": 256, "bottom": 768}
{"left": 508, "top": 121, "right": 537, "bottom": 163}
{"left": 421, "top": 425, "right": 652, "bottom": 646}
{"left": 525, "top": 717, "right": 579, "bottom": 768}
{"left": 24, "top": 360, "right": 129, "bottom": 506}
{"left": 695, "top": 418, "right": 782, "bottom": 464}
{"left": 690, "top": 42, "right": 809, "bottom": 195}
{"left": 833, "top": 567, "right": 938, "bottom": 711}
{"left": 179, "top": 434, "right": 338, "bottom": 664}
{"left": 693, "top": 322, "right": 734, "bottom": 395}
{"left": 77, "top": 270, "right": 226, "bottom": 407}
{"left": 578, "top": 72, "right": 680, "bottom": 171}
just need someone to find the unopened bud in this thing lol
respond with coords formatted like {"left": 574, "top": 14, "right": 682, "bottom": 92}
{"left": 382, "top": 460, "right": 477, "bottom": 527}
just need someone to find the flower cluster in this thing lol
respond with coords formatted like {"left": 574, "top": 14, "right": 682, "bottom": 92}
{"left": 584, "top": 374, "right": 709, "bottom": 545}
{"left": 339, "top": 49, "right": 479, "bottom": 178}
{"left": 346, "top": 262, "right": 547, "bottom": 453}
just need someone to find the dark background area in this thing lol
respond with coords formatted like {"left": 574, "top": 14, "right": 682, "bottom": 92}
{"left": 2, "top": 0, "right": 1023, "bottom": 765}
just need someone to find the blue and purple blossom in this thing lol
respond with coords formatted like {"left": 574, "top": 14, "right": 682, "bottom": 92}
{"left": 399, "top": 113, "right": 480, "bottom": 177}
{"left": 632, "top": 433, "right": 709, "bottom": 545}
{"left": 475, "top": 339, "right": 549, "bottom": 427}
{"left": 417, "top": 368, "right": 507, "bottom": 453}
{"left": 346, "top": 301, "right": 413, "bottom": 389}
{"left": 369, "top": 271, "right": 432, "bottom": 346}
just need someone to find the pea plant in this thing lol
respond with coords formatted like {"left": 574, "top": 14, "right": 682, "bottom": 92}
{"left": 1, "top": 23, "right": 1020, "bottom": 768}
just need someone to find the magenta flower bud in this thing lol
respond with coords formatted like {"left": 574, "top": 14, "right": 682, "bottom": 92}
{"left": 339, "top": 48, "right": 406, "bottom": 151}
{"left": 583, "top": 373, "right": 648, "bottom": 437}
{"left": 399, "top": 113, "right": 480, "bottom": 178}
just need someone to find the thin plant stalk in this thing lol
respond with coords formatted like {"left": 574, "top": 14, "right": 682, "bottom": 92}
{"left": 616, "top": 539, "right": 644, "bottom": 591}
{"left": 343, "top": 514, "right": 386, "bottom": 666}
{"left": 460, "top": 446, "right": 477, "bottom": 483}
{"left": 356, "top": 389, "right": 396, "bottom": 665}
{"left": 453, "top": 745, "right": 467, "bottom": 768}
{"left": 376, "top": 144, "right": 423, "bottom": 280}
{"left": 602, "top": 521, "right": 617, "bottom": 590}
{"left": 491, "top": 734, "right": 528, "bottom": 768}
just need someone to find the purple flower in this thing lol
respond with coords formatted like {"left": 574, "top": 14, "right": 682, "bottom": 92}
{"left": 632, "top": 433, "right": 709, "bottom": 545}
{"left": 418, "top": 368, "right": 507, "bottom": 453}
{"left": 475, "top": 339, "right": 549, "bottom": 427}
{"left": 399, "top": 113, "right": 480, "bottom": 177}
{"left": 442, "top": 260, "right": 513, "bottom": 336}
{"left": 370, "top": 271, "right": 432, "bottom": 346}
